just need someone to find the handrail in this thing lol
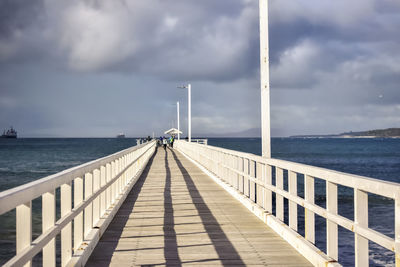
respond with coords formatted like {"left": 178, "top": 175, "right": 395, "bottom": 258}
{"left": 180, "top": 140, "right": 400, "bottom": 198}
{"left": 0, "top": 140, "right": 157, "bottom": 267}
{"left": 0, "top": 141, "right": 153, "bottom": 215}
{"left": 176, "top": 140, "right": 400, "bottom": 267}
{"left": 190, "top": 138, "right": 208, "bottom": 145}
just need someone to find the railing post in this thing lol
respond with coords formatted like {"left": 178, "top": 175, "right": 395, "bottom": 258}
{"left": 93, "top": 169, "right": 100, "bottom": 226}
{"left": 127, "top": 154, "right": 131, "bottom": 183}
{"left": 227, "top": 154, "right": 232, "bottom": 185}
{"left": 223, "top": 154, "right": 227, "bottom": 183}
{"left": 106, "top": 163, "right": 111, "bottom": 209}
{"left": 212, "top": 151, "right": 216, "bottom": 174}
{"left": 264, "top": 164, "right": 272, "bottom": 213}
{"left": 16, "top": 201, "right": 32, "bottom": 267}
{"left": 395, "top": 194, "right": 400, "bottom": 267}
{"left": 42, "top": 190, "right": 56, "bottom": 267}
{"left": 244, "top": 158, "right": 249, "bottom": 197}
{"left": 233, "top": 156, "right": 237, "bottom": 190}
{"left": 118, "top": 158, "right": 122, "bottom": 193}
{"left": 305, "top": 175, "right": 315, "bottom": 244}
{"left": 276, "top": 167, "right": 284, "bottom": 221}
{"left": 84, "top": 172, "right": 93, "bottom": 238}
{"left": 115, "top": 159, "right": 120, "bottom": 197}
{"left": 355, "top": 189, "right": 368, "bottom": 266}
{"left": 100, "top": 165, "right": 106, "bottom": 217}
{"left": 61, "top": 182, "right": 72, "bottom": 266}
{"left": 111, "top": 161, "right": 116, "bottom": 204}
{"left": 239, "top": 157, "right": 244, "bottom": 193}
{"left": 250, "top": 160, "right": 256, "bottom": 202}
{"left": 256, "top": 162, "right": 263, "bottom": 207}
{"left": 327, "top": 181, "right": 338, "bottom": 261}
{"left": 73, "top": 177, "right": 83, "bottom": 251}
{"left": 114, "top": 159, "right": 118, "bottom": 200}
{"left": 288, "top": 171, "right": 297, "bottom": 231}
{"left": 124, "top": 155, "right": 127, "bottom": 186}
{"left": 218, "top": 153, "right": 222, "bottom": 178}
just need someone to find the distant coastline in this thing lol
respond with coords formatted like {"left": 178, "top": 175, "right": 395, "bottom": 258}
{"left": 290, "top": 128, "right": 400, "bottom": 139}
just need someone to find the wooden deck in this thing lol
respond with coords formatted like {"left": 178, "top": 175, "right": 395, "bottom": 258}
{"left": 86, "top": 148, "right": 312, "bottom": 266}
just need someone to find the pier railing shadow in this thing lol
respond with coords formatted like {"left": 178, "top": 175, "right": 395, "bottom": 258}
{"left": 169, "top": 148, "right": 245, "bottom": 266}
{"left": 86, "top": 148, "right": 158, "bottom": 266}
{"left": 163, "top": 148, "right": 182, "bottom": 266}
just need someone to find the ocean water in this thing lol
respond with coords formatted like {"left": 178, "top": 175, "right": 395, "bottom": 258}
{"left": 0, "top": 137, "right": 399, "bottom": 266}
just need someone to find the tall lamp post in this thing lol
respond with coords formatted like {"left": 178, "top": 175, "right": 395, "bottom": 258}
{"left": 260, "top": 0, "right": 271, "bottom": 158}
{"left": 177, "top": 101, "right": 180, "bottom": 140}
{"left": 178, "top": 84, "right": 191, "bottom": 142}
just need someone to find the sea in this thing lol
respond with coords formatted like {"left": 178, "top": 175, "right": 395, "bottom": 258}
{"left": 0, "top": 137, "right": 399, "bottom": 266}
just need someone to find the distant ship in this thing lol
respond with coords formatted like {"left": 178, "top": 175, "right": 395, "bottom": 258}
{"left": 116, "top": 133, "right": 125, "bottom": 138}
{"left": 1, "top": 127, "right": 17, "bottom": 138}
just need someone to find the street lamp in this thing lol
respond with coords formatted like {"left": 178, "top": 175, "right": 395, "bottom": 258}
{"left": 167, "top": 102, "right": 180, "bottom": 140}
{"left": 177, "top": 101, "right": 180, "bottom": 140}
{"left": 260, "top": 0, "right": 271, "bottom": 158}
{"left": 177, "top": 84, "right": 191, "bottom": 142}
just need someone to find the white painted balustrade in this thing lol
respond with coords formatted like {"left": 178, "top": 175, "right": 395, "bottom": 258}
{"left": 190, "top": 138, "right": 208, "bottom": 145}
{"left": 0, "top": 140, "right": 156, "bottom": 267}
{"left": 175, "top": 140, "right": 400, "bottom": 267}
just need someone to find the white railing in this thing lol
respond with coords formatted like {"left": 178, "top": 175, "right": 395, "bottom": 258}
{"left": 190, "top": 138, "right": 208, "bottom": 145}
{"left": 176, "top": 140, "right": 400, "bottom": 267}
{"left": 0, "top": 140, "right": 156, "bottom": 267}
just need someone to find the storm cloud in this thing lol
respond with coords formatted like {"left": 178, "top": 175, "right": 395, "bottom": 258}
{"left": 0, "top": 0, "right": 399, "bottom": 137}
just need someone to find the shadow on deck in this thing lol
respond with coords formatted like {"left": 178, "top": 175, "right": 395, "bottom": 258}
{"left": 86, "top": 147, "right": 312, "bottom": 266}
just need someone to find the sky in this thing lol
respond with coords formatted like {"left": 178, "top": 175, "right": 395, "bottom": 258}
{"left": 0, "top": 0, "right": 399, "bottom": 137}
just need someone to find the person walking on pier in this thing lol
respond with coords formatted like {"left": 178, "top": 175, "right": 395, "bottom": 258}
{"left": 162, "top": 137, "right": 167, "bottom": 150}
{"left": 169, "top": 136, "right": 175, "bottom": 148}
{"left": 158, "top": 136, "right": 163, "bottom": 147}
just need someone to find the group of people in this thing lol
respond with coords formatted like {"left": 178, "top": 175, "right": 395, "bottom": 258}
{"left": 158, "top": 136, "right": 175, "bottom": 150}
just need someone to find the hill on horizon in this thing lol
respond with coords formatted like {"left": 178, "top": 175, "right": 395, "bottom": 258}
{"left": 291, "top": 128, "right": 400, "bottom": 138}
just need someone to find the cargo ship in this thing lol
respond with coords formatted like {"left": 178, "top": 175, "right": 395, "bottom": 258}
{"left": 1, "top": 127, "right": 17, "bottom": 138}
{"left": 116, "top": 133, "right": 125, "bottom": 138}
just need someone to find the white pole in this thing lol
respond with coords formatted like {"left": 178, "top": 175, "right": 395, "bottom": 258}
{"left": 188, "top": 84, "right": 192, "bottom": 143}
{"left": 177, "top": 101, "right": 180, "bottom": 140}
{"left": 260, "top": 0, "right": 271, "bottom": 158}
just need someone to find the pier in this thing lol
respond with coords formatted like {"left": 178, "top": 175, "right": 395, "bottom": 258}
{"left": 0, "top": 139, "right": 399, "bottom": 266}
{"left": 0, "top": 0, "right": 399, "bottom": 266}
{"left": 86, "top": 147, "right": 312, "bottom": 266}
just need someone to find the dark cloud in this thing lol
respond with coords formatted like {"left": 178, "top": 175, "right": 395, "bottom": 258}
{"left": 0, "top": 0, "right": 43, "bottom": 38}
{"left": 0, "top": 0, "right": 399, "bottom": 137}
